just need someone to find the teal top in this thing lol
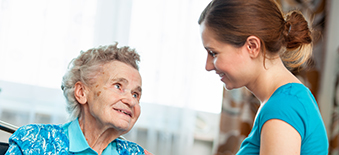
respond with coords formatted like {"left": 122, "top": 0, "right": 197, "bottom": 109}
{"left": 237, "top": 83, "right": 329, "bottom": 155}
{"left": 62, "top": 118, "right": 119, "bottom": 155}
{"left": 6, "top": 118, "right": 146, "bottom": 155}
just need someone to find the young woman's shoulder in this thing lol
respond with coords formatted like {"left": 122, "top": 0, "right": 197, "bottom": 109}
{"left": 260, "top": 83, "right": 324, "bottom": 138}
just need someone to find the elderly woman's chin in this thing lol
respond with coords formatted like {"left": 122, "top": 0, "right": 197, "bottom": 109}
{"left": 108, "top": 108, "right": 140, "bottom": 132}
{"left": 111, "top": 116, "right": 138, "bottom": 133}
{"left": 116, "top": 123, "right": 135, "bottom": 134}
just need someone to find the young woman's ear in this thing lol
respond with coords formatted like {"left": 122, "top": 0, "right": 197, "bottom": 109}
{"left": 245, "top": 36, "right": 261, "bottom": 58}
{"left": 74, "top": 81, "right": 88, "bottom": 104}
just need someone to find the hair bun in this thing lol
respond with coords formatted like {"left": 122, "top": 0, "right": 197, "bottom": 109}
{"left": 284, "top": 11, "right": 312, "bottom": 50}
{"left": 281, "top": 10, "right": 313, "bottom": 69}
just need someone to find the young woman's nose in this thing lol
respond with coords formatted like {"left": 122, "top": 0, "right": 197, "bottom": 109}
{"left": 205, "top": 55, "right": 215, "bottom": 71}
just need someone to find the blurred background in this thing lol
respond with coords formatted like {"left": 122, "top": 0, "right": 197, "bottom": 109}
{"left": 0, "top": 0, "right": 338, "bottom": 155}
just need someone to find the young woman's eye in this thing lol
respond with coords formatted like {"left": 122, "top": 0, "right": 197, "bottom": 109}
{"left": 208, "top": 51, "right": 216, "bottom": 57}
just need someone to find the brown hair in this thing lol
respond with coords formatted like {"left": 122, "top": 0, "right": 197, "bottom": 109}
{"left": 198, "top": 0, "right": 312, "bottom": 69}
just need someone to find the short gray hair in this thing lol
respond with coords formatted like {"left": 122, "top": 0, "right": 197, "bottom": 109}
{"left": 61, "top": 43, "right": 140, "bottom": 120}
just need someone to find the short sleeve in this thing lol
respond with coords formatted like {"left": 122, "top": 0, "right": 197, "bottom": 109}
{"left": 5, "top": 141, "right": 23, "bottom": 155}
{"left": 6, "top": 125, "right": 31, "bottom": 155}
{"left": 258, "top": 94, "right": 307, "bottom": 140}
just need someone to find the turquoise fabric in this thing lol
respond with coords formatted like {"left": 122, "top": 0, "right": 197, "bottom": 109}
{"left": 237, "top": 83, "right": 328, "bottom": 155}
{"left": 6, "top": 119, "right": 145, "bottom": 155}
{"left": 62, "top": 118, "right": 119, "bottom": 155}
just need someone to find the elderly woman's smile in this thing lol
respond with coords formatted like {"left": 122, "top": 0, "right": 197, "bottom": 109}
{"left": 113, "top": 107, "right": 132, "bottom": 117}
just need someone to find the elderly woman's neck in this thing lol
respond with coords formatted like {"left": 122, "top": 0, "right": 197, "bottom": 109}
{"left": 78, "top": 114, "right": 122, "bottom": 155}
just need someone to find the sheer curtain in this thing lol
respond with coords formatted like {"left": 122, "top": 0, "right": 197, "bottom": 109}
{"left": 0, "top": 0, "right": 97, "bottom": 88}
{"left": 124, "top": 1, "right": 222, "bottom": 154}
{"left": 0, "top": 0, "right": 99, "bottom": 142}
{"left": 0, "top": 0, "right": 223, "bottom": 154}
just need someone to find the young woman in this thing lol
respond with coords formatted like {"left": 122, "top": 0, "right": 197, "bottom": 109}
{"left": 198, "top": 0, "right": 329, "bottom": 154}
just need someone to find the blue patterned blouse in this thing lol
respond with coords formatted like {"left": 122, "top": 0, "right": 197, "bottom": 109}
{"left": 5, "top": 119, "right": 148, "bottom": 155}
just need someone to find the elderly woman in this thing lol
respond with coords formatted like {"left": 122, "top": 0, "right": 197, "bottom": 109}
{"left": 6, "top": 43, "right": 152, "bottom": 155}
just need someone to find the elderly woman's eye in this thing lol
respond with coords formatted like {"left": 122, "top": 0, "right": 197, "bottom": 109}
{"left": 114, "top": 84, "right": 121, "bottom": 90}
{"left": 132, "top": 93, "right": 139, "bottom": 99}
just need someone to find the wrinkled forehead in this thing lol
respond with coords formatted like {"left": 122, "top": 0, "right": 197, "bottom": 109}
{"left": 103, "top": 61, "right": 142, "bottom": 86}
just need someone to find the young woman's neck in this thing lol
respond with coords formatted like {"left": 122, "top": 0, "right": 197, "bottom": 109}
{"left": 246, "top": 58, "right": 301, "bottom": 104}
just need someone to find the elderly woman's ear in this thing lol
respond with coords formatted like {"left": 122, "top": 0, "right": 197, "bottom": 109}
{"left": 74, "top": 81, "right": 88, "bottom": 104}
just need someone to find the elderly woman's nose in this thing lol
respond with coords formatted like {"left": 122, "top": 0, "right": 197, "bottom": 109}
{"left": 121, "top": 93, "right": 136, "bottom": 107}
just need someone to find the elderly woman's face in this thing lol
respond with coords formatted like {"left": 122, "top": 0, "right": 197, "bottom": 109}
{"left": 85, "top": 61, "right": 142, "bottom": 133}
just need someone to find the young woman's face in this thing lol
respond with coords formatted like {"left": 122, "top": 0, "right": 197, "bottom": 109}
{"left": 200, "top": 22, "right": 254, "bottom": 90}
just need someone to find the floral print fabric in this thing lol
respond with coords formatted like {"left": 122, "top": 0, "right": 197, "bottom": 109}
{"left": 6, "top": 123, "right": 148, "bottom": 155}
